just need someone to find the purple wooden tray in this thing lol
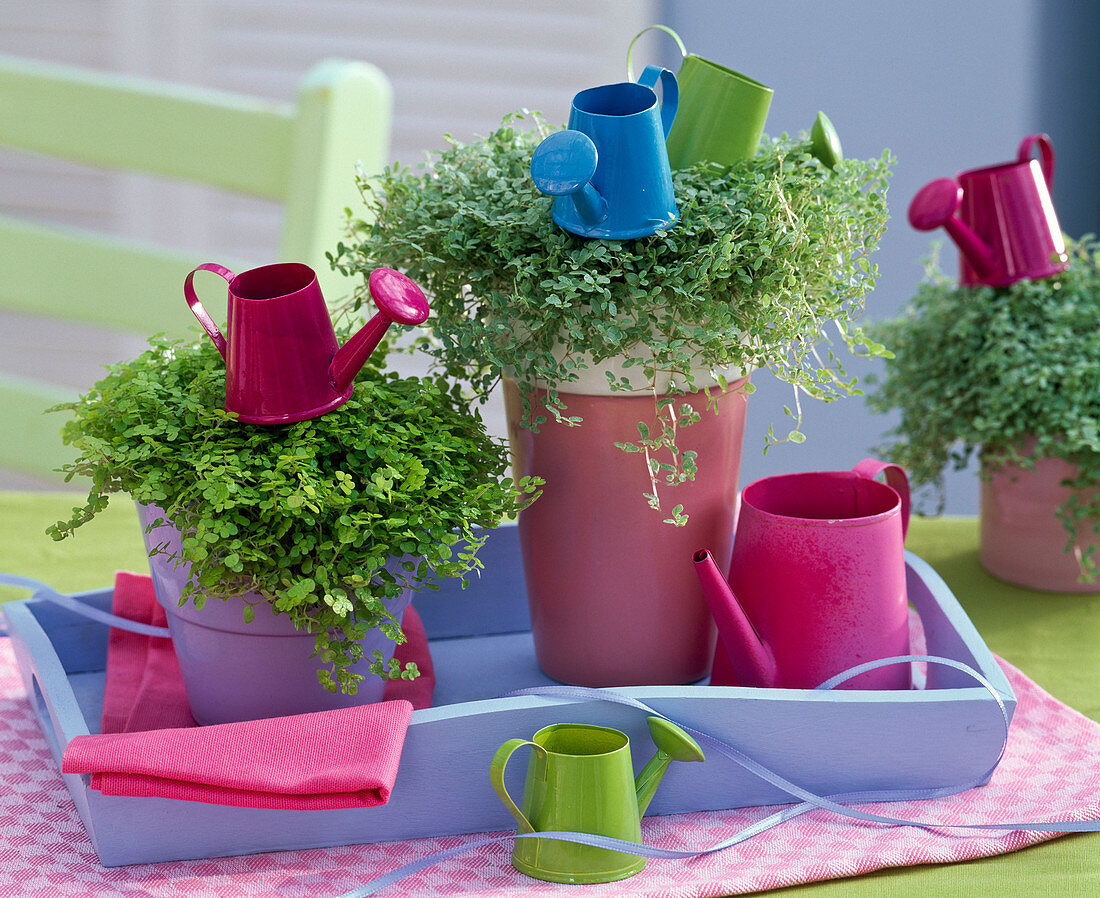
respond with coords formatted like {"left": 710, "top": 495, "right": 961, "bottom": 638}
{"left": 4, "top": 523, "right": 1015, "bottom": 866}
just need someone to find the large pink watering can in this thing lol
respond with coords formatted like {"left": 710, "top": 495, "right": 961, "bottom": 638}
{"left": 185, "top": 262, "right": 429, "bottom": 424}
{"left": 694, "top": 459, "right": 912, "bottom": 691}
{"left": 908, "top": 134, "right": 1068, "bottom": 288}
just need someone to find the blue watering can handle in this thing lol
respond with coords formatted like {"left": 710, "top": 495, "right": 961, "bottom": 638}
{"left": 636, "top": 65, "right": 678, "bottom": 139}
{"left": 0, "top": 573, "right": 172, "bottom": 638}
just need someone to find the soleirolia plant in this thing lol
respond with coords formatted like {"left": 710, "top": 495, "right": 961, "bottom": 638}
{"left": 47, "top": 329, "right": 538, "bottom": 693}
{"left": 332, "top": 111, "right": 894, "bottom": 519}
{"left": 867, "top": 235, "right": 1100, "bottom": 579}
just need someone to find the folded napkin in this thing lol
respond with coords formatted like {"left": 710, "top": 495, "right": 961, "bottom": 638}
{"left": 62, "top": 571, "right": 434, "bottom": 810}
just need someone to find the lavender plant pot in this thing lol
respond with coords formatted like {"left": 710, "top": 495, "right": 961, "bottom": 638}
{"left": 136, "top": 504, "right": 413, "bottom": 724}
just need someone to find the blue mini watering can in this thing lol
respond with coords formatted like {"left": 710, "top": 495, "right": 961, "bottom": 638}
{"left": 530, "top": 65, "right": 679, "bottom": 240}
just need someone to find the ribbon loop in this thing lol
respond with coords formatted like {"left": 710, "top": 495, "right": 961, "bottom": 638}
{"left": 0, "top": 573, "right": 171, "bottom": 638}
{"left": 340, "top": 654, "right": 1098, "bottom": 896}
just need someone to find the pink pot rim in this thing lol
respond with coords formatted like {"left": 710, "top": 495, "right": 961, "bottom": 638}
{"left": 741, "top": 471, "right": 902, "bottom": 528}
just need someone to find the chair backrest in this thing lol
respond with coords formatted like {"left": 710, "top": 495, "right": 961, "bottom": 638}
{"left": 0, "top": 55, "right": 392, "bottom": 480}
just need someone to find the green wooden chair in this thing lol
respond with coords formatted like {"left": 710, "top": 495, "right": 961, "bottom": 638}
{"left": 0, "top": 54, "right": 392, "bottom": 481}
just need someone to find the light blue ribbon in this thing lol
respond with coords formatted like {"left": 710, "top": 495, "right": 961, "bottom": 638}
{"left": 340, "top": 654, "right": 1100, "bottom": 897}
{"left": 0, "top": 573, "right": 172, "bottom": 638}
{"left": 3, "top": 575, "right": 1096, "bottom": 895}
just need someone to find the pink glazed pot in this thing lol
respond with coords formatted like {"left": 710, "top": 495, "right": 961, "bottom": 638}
{"left": 137, "top": 504, "right": 413, "bottom": 724}
{"left": 506, "top": 380, "right": 748, "bottom": 687}
{"left": 980, "top": 442, "right": 1100, "bottom": 593}
{"left": 696, "top": 460, "right": 912, "bottom": 690}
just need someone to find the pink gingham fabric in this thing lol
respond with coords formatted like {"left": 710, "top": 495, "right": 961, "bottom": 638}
{"left": 1, "top": 637, "right": 1098, "bottom": 896}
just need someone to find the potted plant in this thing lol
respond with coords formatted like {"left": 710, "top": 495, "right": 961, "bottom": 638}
{"left": 867, "top": 236, "right": 1100, "bottom": 592}
{"left": 333, "top": 112, "right": 893, "bottom": 686}
{"left": 47, "top": 323, "right": 537, "bottom": 723}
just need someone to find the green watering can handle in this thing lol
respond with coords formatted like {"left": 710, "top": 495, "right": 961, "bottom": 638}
{"left": 626, "top": 24, "right": 688, "bottom": 82}
{"left": 489, "top": 739, "right": 545, "bottom": 834}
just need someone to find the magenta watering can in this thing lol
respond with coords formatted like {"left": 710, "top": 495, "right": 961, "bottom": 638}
{"left": 693, "top": 459, "right": 912, "bottom": 691}
{"left": 185, "top": 262, "right": 429, "bottom": 424}
{"left": 908, "top": 134, "right": 1068, "bottom": 288}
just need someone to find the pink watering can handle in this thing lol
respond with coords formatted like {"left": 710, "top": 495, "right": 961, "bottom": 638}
{"left": 184, "top": 262, "right": 236, "bottom": 359}
{"left": 851, "top": 458, "right": 910, "bottom": 538}
{"left": 1018, "top": 133, "right": 1055, "bottom": 189}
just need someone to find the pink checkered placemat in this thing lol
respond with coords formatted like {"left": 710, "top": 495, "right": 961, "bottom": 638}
{"left": 1, "top": 636, "right": 1098, "bottom": 898}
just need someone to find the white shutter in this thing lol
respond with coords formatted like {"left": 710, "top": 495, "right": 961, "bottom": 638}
{"left": 0, "top": 0, "right": 660, "bottom": 263}
{"left": 0, "top": 0, "right": 659, "bottom": 486}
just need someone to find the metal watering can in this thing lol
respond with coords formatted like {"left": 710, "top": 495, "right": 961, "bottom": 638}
{"left": 529, "top": 65, "right": 679, "bottom": 240}
{"left": 491, "top": 718, "right": 705, "bottom": 883}
{"left": 908, "top": 134, "right": 1069, "bottom": 288}
{"left": 185, "top": 262, "right": 429, "bottom": 424}
{"left": 693, "top": 459, "right": 912, "bottom": 691}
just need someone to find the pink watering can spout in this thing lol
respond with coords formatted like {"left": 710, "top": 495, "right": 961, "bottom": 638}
{"left": 907, "top": 178, "right": 998, "bottom": 277}
{"left": 329, "top": 267, "right": 430, "bottom": 394}
{"left": 185, "top": 261, "right": 429, "bottom": 425}
{"left": 692, "top": 549, "right": 778, "bottom": 688}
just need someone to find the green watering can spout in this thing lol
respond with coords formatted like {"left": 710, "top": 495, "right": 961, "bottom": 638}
{"left": 634, "top": 716, "right": 706, "bottom": 817}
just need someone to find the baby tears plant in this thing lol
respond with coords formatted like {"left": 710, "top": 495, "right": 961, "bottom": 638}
{"left": 47, "top": 330, "right": 538, "bottom": 693}
{"left": 867, "top": 235, "right": 1100, "bottom": 579}
{"left": 333, "top": 111, "right": 893, "bottom": 519}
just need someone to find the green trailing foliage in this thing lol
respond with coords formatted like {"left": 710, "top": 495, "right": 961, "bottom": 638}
{"left": 332, "top": 111, "right": 894, "bottom": 519}
{"left": 47, "top": 329, "right": 539, "bottom": 693}
{"left": 867, "top": 236, "right": 1100, "bottom": 579}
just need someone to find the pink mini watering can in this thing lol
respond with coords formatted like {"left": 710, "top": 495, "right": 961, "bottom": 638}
{"left": 694, "top": 459, "right": 912, "bottom": 691}
{"left": 908, "top": 134, "right": 1069, "bottom": 288}
{"left": 185, "top": 262, "right": 429, "bottom": 424}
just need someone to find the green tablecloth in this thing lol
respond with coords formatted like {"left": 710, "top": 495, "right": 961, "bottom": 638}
{"left": 1, "top": 493, "right": 1097, "bottom": 896}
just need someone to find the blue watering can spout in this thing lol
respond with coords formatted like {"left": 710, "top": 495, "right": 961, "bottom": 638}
{"left": 530, "top": 130, "right": 608, "bottom": 227}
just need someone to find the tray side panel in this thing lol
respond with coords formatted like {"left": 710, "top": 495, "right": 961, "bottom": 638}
{"left": 4, "top": 547, "right": 1016, "bottom": 867}
{"left": 905, "top": 552, "right": 1016, "bottom": 704}
{"left": 20, "top": 589, "right": 112, "bottom": 674}
{"left": 5, "top": 599, "right": 104, "bottom": 858}
{"left": 73, "top": 687, "right": 1013, "bottom": 867}
{"left": 411, "top": 523, "right": 530, "bottom": 639}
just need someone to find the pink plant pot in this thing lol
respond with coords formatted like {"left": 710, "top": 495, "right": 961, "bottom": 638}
{"left": 505, "top": 379, "right": 749, "bottom": 687}
{"left": 137, "top": 504, "right": 413, "bottom": 724}
{"left": 979, "top": 443, "right": 1100, "bottom": 593}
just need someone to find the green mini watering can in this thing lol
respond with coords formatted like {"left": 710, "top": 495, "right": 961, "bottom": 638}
{"left": 490, "top": 718, "right": 705, "bottom": 883}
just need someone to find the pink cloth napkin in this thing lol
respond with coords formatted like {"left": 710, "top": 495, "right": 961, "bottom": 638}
{"left": 61, "top": 571, "right": 434, "bottom": 810}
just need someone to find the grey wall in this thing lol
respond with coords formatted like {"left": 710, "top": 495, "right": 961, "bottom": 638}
{"left": 662, "top": 0, "right": 1099, "bottom": 513}
{"left": 1036, "top": 1, "right": 1100, "bottom": 240}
